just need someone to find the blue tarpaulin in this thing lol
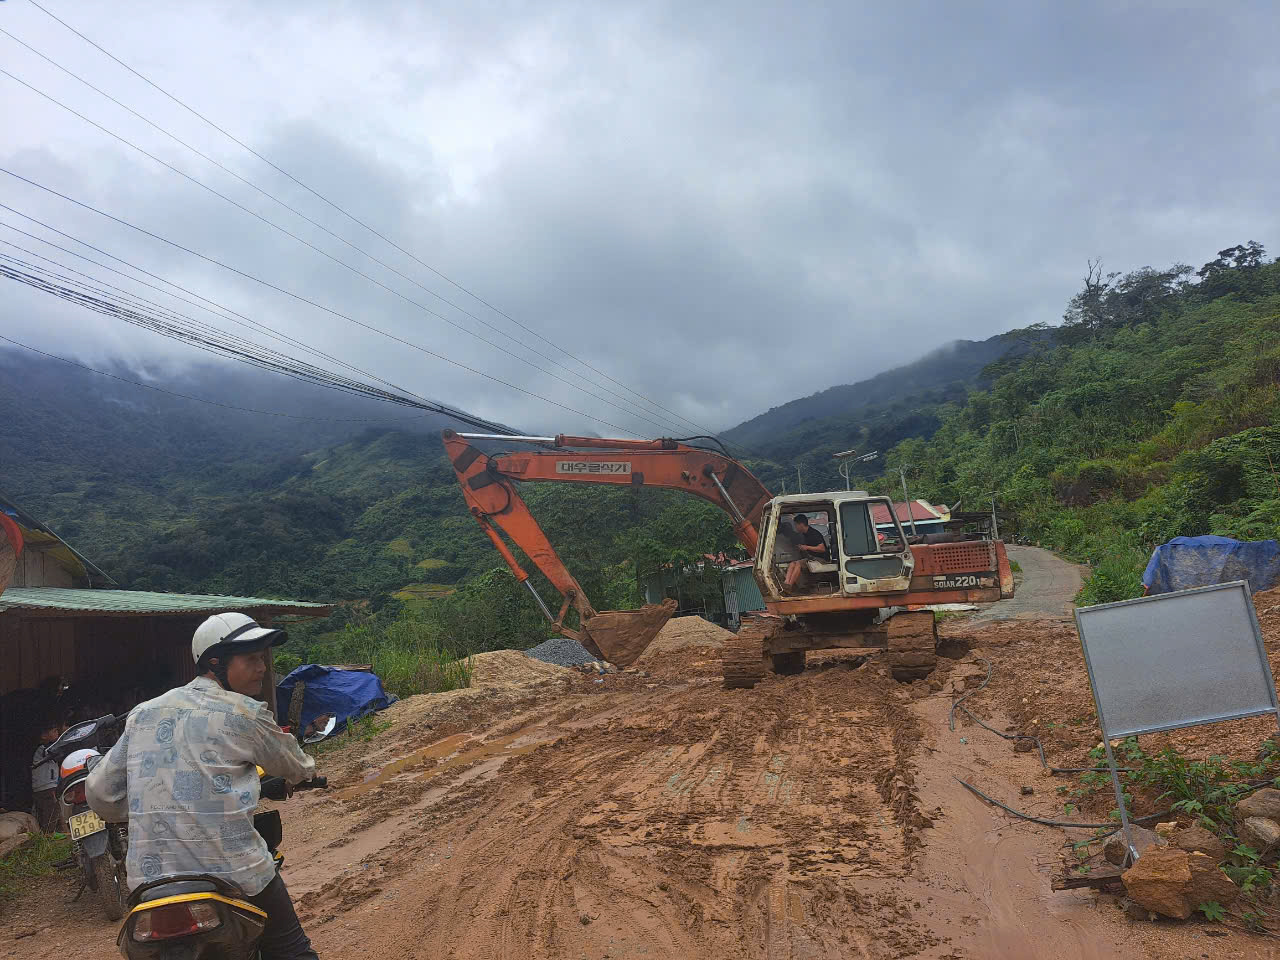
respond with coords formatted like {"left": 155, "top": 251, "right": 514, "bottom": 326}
{"left": 1142, "top": 535, "right": 1280, "bottom": 596}
{"left": 276, "top": 665, "right": 397, "bottom": 735}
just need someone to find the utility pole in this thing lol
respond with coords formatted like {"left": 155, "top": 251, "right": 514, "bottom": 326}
{"left": 899, "top": 465, "right": 918, "bottom": 536}
{"left": 796, "top": 465, "right": 803, "bottom": 493}
{"left": 990, "top": 495, "right": 1000, "bottom": 541}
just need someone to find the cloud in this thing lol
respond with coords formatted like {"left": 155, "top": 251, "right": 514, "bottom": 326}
{"left": 2, "top": 0, "right": 1277, "bottom": 436}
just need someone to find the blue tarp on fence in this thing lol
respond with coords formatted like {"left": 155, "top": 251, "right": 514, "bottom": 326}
{"left": 276, "top": 665, "right": 398, "bottom": 734}
{"left": 1142, "top": 535, "right": 1280, "bottom": 596}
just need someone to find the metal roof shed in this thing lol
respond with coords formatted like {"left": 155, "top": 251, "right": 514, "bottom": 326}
{"left": 0, "top": 587, "right": 331, "bottom": 810}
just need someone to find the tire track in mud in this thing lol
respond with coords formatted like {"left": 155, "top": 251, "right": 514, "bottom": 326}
{"left": 296, "top": 657, "right": 943, "bottom": 959}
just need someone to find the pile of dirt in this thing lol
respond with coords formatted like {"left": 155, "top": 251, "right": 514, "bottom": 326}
{"left": 470, "top": 649, "right": 575, "bottom": 689}
{"left": 639, "top": 613, "right": 734, "bottom": 659}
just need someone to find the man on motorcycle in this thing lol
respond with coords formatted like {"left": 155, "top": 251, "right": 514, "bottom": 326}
{"left": 87, "top": 613, "right": 320, "bottom": 960}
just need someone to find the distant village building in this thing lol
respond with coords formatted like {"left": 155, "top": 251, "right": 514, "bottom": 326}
{"left": 0, "top": 494, "right": 330, "bottom": 812}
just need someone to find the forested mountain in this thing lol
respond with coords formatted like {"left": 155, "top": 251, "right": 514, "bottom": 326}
{"left": 3, "top": 240, "right": 1278, "bottom": 666}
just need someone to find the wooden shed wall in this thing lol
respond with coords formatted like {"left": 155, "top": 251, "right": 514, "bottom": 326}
{"left": 0, "top": 612, "right": 201, "bottom": 697}
{"left": 10, "top": 549, "right": 78, "bottom": 588}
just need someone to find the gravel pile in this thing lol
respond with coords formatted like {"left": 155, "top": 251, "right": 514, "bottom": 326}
{"left": 524, "top": 636, "right": 598, "bottom": 668}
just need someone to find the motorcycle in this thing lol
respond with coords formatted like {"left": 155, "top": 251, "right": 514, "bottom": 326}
{"left": 116, "top": 772, "right": 327, "bottom": 959}
{"left": 46, "top": 714, "right": 129, "bottom": 920}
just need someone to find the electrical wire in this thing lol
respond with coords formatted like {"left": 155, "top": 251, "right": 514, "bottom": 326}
{"left": 0, "top": 168, "right": 644, "bottom": 436}
{"left": 0, "top": 217, "right": 450, "bottom": 411}
{"left": 0, "top": 333, "right": 433, "bottom": 422}
{"left": 21, "top": 0, "right": 726, "bottom": 442}
{"left": 0, "top": 26, "right": 696, "bottom": 438}
{"left": 0, "top": 67, "right": 677, "bottom": 438}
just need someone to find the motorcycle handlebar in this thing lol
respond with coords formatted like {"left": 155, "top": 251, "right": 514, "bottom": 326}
{"left": 260, "top": 775, "right": 327, "bottom": 801}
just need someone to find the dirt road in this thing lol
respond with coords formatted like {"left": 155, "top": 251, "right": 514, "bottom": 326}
{"left": 8, "top": 618, "right": 1268, "bottom": 960}
{"left": 973, "top": 545, "right": 1084, "bottom": 622}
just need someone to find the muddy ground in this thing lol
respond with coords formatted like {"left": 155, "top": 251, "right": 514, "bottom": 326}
{"left": 4, "top": 605, "right": 1278, "bottom": 959}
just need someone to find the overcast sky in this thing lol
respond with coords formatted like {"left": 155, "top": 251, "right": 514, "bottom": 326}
{"left": 2, "top": 0, "right": 1278, "bottom": 437}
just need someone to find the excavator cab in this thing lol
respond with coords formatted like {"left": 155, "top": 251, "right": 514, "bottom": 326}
{"left": 755, "top": 493, "right": 914, "bottom": 602}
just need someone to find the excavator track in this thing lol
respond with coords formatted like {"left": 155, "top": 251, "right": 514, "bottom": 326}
{"left": 722, "top": 620, "right": 775, "bottom": 689}
{"left": 884, "top": 611, "right": 938, "bottom": 682}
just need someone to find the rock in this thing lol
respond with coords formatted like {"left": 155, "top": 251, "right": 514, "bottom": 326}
{"left": 1237, "top": 788, "right": 1280, "bottom": 822}
{"left": 1185, "top": 851, "right": 1239, "bottom": 908}
{"left": 1121, "top": 897, "right": 1154, "bottom": 921}
{"left": 1104, "top": 825, "right": 1164, "bottom": 866}
{"left": 1237, "top": 816, "right": 1280, "bottom": 855}
{"left": 1122, "top": 848, "right": 1238, "bottom": 920}
{"left": 1168, "top": 824, "right": 1226, "bottom": 862}
{"left": 0, "top": 811, "right": 40, "bottom": 840}
{"left": 1013, "top": 739, "right": 1035, "bottom": 753}
{"left": 1154, "top": 821, "right": 1178, "bottom": 839}
{"left": 1020, "top": 786, "right": 1034, "bottom": 796}
{"left": 0, "top": 832, "right": 35, "bottom": 859}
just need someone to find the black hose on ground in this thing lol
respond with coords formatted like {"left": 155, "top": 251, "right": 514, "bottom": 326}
{"left": 954, "top": 777, "right": 1173, "bottom": 833}
{"left": 948, "top": 657, "right": 1131, "bottom": 774}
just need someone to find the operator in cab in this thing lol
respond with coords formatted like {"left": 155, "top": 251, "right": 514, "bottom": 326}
{"left": 87, "top": 613, "right": 320, "bottom": 960}
{"left": 784, "top": 513, "right": 831, "bottom": 591}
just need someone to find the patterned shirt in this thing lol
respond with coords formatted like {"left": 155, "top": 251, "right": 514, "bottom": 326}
{"left": 86, "top": 676, "right": 315, "bottom": 896}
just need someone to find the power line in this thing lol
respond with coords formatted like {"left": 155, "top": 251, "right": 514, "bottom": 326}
{"left": 0, "top": 25, "right": 691, "bottom": 438}
{"left": 0, "top": 253, "right": 520, "bottom": 433}
{"left": 22, "top": 0, "right": 725, "bottom": 441}
{"left": 0, "top": 66, "right": 677, "bottom": 438}
{"left": 0, "top": 167, "right": 645, "bottom": 436}
{"left": 0, "top": 215, "right": 484, "bottom": 414}
{"left": 0, "top": 333, "right": 435, "bottom": 423}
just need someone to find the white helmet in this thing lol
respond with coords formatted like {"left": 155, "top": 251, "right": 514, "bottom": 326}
{"left": 192, "top": 612, "right": 285, "bottom": 667}
{"left": 60, "top": 747, "right": 100, "bottom": 780}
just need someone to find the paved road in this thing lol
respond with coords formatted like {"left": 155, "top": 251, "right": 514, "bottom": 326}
{"left": 973, "top": 544, "right": 1084, "bottom": 621}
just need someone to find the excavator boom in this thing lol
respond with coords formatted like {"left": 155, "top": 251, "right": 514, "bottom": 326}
{"left": 442, "top": 430, "right": 771, "bottom": 665}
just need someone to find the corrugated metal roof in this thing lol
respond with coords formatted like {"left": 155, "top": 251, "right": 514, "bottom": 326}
{"left": 0, "top": 587, "right": 331, "bottom": 616}
{"left": 870, "top": 500, "right": 948, "bottom": 526}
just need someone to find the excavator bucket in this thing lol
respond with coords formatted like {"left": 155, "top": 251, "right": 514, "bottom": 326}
{"left": 582, "top": 599, "right": 678, "bottom": 667}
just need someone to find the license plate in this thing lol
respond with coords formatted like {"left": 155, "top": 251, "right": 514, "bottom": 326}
{"left": 69, "top": 810, "right": 106, "bottom": 840}
{"left": 933, "top": 574, "right": 986, "bottom": 589}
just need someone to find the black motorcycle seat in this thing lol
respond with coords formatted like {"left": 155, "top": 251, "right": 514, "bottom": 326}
{"left": 138, "top": 879, "right": 220, "bottom": 903}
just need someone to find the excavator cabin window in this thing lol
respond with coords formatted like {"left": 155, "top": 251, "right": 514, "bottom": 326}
{"left": 773, "top": 507, "right": 840, "bottom": 595}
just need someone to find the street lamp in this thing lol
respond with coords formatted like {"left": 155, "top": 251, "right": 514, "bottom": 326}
{"left": 897, "top": 464, "right": 919, "bottom": 536}
{"left": 832, "top": 449, "right": 878, "bottom": 491}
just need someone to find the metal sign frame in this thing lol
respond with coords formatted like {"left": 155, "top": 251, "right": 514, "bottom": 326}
{"left": 1075, "top": 580, "right": 1280, "bottom": 862}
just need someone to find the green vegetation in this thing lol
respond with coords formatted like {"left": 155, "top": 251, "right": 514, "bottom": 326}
{"left": 0, "top": 832, "right": 71, "bottom": 903}
{"left": 8, "top": 241, "right": 1280, "bottom": 678}
{"left": 306, "top": 714, "right": 391, "bottom": 757}
{"left": 858, "top": 244, "right": 1280, "bottom": 603}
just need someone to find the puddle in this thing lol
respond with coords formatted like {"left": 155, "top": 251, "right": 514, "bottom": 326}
{"left": 339, "top": 727, "right": 555, "bottom": 798}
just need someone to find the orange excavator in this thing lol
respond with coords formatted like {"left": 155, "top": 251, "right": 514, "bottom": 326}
{"left": 443, "top": 430, "right": 1013, "bottom": 687}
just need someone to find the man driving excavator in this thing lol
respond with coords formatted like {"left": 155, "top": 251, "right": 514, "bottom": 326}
{"left": 784, "top": 514, "right": 830, "bottom": 592}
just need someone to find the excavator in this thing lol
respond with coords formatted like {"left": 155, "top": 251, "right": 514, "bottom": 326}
{"left": 443, "top": 429, "right": 1013, "bottom": 688}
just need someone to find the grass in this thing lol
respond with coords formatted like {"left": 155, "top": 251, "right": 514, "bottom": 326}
{"left": 0, "top": 832, "right": 71, "bottom": 903}
{"left": 1009, "top": 559, "right": 1022, "bottom": 573}
{"left": 366, "top": 619, "right": 473, "bottom": 697}
{"left": 306, "top": 713, "right": 392, "bottom": 757}
{"left": 392, "top": 583, "right": 457, "bottom": 611}
{"left": 385, "top": 537, "right": 413, "bottom": 557}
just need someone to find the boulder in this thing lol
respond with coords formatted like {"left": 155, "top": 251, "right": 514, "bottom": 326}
{"left": 1237, "top": 788, "right": 1280, "bottom": 822}
{"left": 1122, "top": 848, "right": 1237, "bottom": 920}
{"left": 1154, "top": 821, "right": 1178, "bottom": 839}
{"left": 1104, "top": 824, "right": 1164, "bottom": 866}
{"left": 1237, "top": 816, "right": 1280, "bottom": 855}
{"left": 0, "top": 832, "right": 35, "bottom": 859}
{"left": 1168, "top": 824, "right": 1226, "bottom": 862}
{"left": 0, "top": 812, "right": 40, "bottom": 840}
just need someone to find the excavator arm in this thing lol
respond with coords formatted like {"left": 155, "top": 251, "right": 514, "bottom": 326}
{"left": 442, "top": 429, "right": 772, "bottom": 664}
